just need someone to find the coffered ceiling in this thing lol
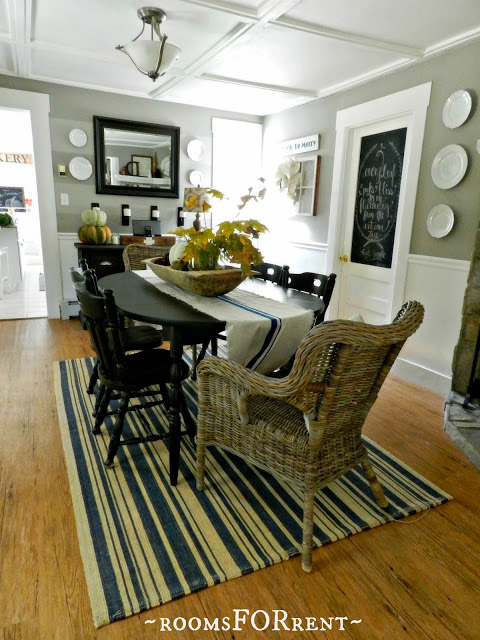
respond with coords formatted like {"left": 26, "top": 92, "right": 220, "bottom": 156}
{"left": 1, "top": 0, "right": 480, "bottom": 116}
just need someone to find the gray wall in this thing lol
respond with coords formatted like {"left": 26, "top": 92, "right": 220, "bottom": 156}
{"left": 263, "top": 39, "right": 480, "bottom": 261}
{"left": 0, "top": 74, "right": 261, "bottom": 235}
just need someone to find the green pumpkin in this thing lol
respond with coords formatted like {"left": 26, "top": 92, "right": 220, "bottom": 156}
{"left": 80, "top": 209, "right": 107, "bottom": 226}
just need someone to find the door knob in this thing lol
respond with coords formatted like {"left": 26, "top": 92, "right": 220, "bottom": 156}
{"left": 339, "top": 254, "right": 349, "bottom": 263}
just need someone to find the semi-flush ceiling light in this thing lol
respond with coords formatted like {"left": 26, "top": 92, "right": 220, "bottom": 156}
{"left": 116, "top": 7, "right": 181, "bottom": 81}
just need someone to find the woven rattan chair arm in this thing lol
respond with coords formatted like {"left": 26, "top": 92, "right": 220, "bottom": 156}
{"left": 197, "top": 356, "right": 306, "bottom": 398}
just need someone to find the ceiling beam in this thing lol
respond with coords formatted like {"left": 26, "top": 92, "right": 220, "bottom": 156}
{"left": 273, "top": 17, "right": 423, "bottom": 58}
{"left": 8, "top": 0, "right": 31, "bottom": 76}
{"left": 200, "top": 72, "right": 318, "bottom": 97}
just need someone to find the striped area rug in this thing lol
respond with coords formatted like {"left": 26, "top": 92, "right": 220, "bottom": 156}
{"left": 54, "top": 356, "right": 452, "bottom": 628}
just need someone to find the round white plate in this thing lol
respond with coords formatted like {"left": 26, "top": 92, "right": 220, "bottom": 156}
{"left": 160, "top": 157, "right": 170, "bottom": 177}
{"left": 189, "top": 170, "right": 204, "bottom": 186}
{"left": 442, "top": 90, "right": 472, "bottom": 129}
{"left": 427, "top": 204, "right": 454, "bottom": 238}
{"left": 187, "top": 139, "right": 206, "bottom": 161}
{"left": 69, "top": 156, "right": 92, "bottom": 180}
{"left": 431, "top": 144, "right": 468, "bottom": 189}
{"left": 68, "top": 128, "right": 87, "bottom": 147}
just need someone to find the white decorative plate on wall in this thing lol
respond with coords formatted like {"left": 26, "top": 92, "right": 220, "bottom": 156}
{"left": 442, "top": 90, "right": 472, "bottom": 129}
{"left": 68, "top": 128, "right": 87, "bottom": 147}
{"left": 189, "top": 170, "right": 204, "bottom": 186}
{"left": 187, "top": 139, "right": 206, "bottom": 161}
{"left": 69, "top": 156, "right": 92, "bottom": 180}
{"left": 427, "top": 204, "right": 454, "bottom": 238}
{"left": 431, "top": 144, "right": 468, "bottom": 189}
{"left": 160, "top": 157, "right": 170, "bottom": 177}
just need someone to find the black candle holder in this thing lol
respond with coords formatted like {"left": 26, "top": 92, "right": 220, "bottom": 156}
{"left": 150, "top": 205, "right": 160, "bottom": 221}
{"left": 121, "top": 204, "right": 131, "bottom": 226}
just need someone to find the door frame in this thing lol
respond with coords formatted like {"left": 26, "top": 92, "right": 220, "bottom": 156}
{"left": 326, "top": 82, "right": 431, "bottom": 320}
{"left": 0, "top": 88, "right": 61, "bottom": 318}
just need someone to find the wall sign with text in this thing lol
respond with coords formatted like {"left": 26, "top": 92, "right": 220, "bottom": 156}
{"left": 0, "top": 153, "right": 33, "bottom": 164}
{"left": 280, "top": 135, "right": 319, "bottom": 156}
{"left": 351, "top": 127, "right": 407, "bottom": 269}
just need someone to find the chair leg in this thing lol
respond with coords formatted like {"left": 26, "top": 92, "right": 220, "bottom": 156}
{"left": 302, "top": 491, "right": 315, "bottom": 573}
{"left": 92, "top": 387, "right": 111, "bottom": 434}
{"left": 87, "top": 360, "right": 99, "bottom": 394}
{"left": 361, "top": 455, "right": 388, "bottom": 508}
{"left": 196, "top": 442, "right": 206, "bottom": 491}
{"left": 104, "top": 391, "right": 130, "bottom": 468}
{"left": 92, "top": 382, "right": 106, "bottom": 417}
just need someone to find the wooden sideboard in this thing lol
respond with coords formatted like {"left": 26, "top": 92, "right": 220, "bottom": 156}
{"left": 74, "top": 236, "right": 175, "bottom": 279}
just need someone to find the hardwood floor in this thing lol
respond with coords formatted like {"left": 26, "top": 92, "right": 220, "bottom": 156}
{"left": 1, "top": 317, "right": 479, "bottom": 639}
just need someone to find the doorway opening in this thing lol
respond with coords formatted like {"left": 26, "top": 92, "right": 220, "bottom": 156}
{"left": 0, "top": 107, "right": 46, "bottom": 319}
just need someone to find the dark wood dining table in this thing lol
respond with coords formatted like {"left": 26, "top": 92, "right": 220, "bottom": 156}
{"left": 99, "top": 271, "right": 324, "bottom": 486}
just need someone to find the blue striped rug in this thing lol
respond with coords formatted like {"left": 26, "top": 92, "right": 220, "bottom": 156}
{"left": 54, "top": 356, "right": 452, "bottom": 628}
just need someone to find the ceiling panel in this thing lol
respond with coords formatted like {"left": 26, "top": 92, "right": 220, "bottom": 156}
{"left": 285, "top": 0, "right": 480, "bottom": 49}
{"left": 31, "top": 0, "right": 242, "bottom": 69}
{"left": 159, "top": 76, "right": 314, "bottom": 115}
{"left": 205, "top": 24, "right": 401, "bottom": 90}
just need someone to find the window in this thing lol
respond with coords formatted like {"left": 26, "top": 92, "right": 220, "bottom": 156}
{"left": 212, "top": 118, "right": 263, "bottom": 215}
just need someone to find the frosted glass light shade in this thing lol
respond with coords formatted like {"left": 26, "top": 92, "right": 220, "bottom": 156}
{"left": 124, "top": 41, "right": 181, "bottom": 76}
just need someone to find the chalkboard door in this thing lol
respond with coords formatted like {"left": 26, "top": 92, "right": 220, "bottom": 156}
{"left": 351, "top": 127, "right": 407, "bottom": 268}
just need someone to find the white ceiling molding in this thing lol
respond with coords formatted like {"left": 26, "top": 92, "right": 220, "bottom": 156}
{"left": 9, "top": 0, "right": 31, "bottom": 77}
{"left": 4, "top": 0, "right": 480, "bottom": 115}
{"left": 273, "top": 17, "right": 423, "bottom": 58}
{"left": 423, "top": 25, "right": 480, "bottom": 57}
{"left": 200, "top": 73, "right": 318, "bottom": 98}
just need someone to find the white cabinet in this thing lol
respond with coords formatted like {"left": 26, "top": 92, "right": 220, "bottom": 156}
{"left": 0, "top": 227, "right": 23, "bottom": 290}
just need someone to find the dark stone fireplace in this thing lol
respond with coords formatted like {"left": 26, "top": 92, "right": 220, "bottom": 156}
{"left": 444, "top": 219, "right": 480, "bottom": 469}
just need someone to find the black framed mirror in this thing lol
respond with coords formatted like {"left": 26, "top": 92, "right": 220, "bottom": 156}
{"left": 93, "top": 116, "right": 180, "bottom": 198}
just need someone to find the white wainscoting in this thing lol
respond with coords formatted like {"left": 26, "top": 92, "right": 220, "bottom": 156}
{"left": 392, "top": 254, "right": 469, "bottom": 395}
{"left": 274, "top": 243, "right": 468, "bottom": 395}
{"left": 259, "top": 237, "right": 328, "bottom": 274}
{"left": 58, "top": 233, "right": 80, "bottom": 318}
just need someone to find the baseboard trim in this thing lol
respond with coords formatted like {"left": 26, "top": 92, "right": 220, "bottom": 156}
{"left": 392, "top": 357, "right": 451, "bottom": 396}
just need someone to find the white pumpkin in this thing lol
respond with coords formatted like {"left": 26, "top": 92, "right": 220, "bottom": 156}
{"left": 81, "top": 209, "right": 107, "bottom": 226}
{"left": 169, "top": 241, "right": 187, "bottom": 269}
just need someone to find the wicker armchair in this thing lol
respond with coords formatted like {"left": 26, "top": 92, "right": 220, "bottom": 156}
{"left": 196, "top": 300, "right": 424, "bottom": 572}
{"left": 122, "top": 243, "right": 170, "bottom": 271}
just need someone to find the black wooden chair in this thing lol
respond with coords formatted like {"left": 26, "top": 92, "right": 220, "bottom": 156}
{"left": 74, "top": 276, "right": 194, "bottom": 468}
{"left": 269, "top": 271, "right": 337, "bottom": 378}
{"left": 252, "top": 262, "right": 290, "bottom": 286}
{"left": 285, "top": 271, "right": 337, "bottom": 324}
{"left": 70, "top": 263, "right": 164, "bottom": 395}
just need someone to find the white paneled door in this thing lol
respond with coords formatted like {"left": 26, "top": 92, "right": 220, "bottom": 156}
{"left": 337, "top": 116, "right": 409, "bottom": 323}
{"left": 326, "top": 83, "right": 431, "bottom": 323}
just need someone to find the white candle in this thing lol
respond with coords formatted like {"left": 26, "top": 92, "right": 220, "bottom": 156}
{"left": 123, "top": 208, "right": 131, "bottom": 217}
{"left": 151, "top": 209, "right": 159, "bottom": 218}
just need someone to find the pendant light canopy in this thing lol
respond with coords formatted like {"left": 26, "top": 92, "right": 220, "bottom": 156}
{"left": 116, "top": 7, "right": 181, "bottom": 81}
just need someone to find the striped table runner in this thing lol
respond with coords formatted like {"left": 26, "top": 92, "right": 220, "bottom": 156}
{"left": 137, "top": 270, "right": 314, "bottom": 374}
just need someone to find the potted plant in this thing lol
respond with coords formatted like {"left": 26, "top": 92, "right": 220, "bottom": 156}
{"left": 143, "top": 181, "right": 269, "bottom": 296}
{"left": 171, "top": 181, "right": 268, "bottom": 276}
